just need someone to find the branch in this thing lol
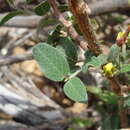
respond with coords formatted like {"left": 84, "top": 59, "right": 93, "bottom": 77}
{"left": 48, "top": 0, "right": 88, "bottom": 50}
{"left": 108, "top": 78, "right": 122, "bottom": 95}
{"left": 1, "top": 32, "right": 33, "bottom": 56}
{"left": 0, "top": 52, "right": 32, "bottom": 66}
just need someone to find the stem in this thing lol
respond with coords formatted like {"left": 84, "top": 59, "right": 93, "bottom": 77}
{"left": 108, "top": 77, "right": 122, "bottom": 96}
{"left": 68, "top": 69, "right": 81, "bottom": 80}
{"left": 48, "top": 0, "right": 88, "bottom": 50}
{"left": 118, "top": 100, "right": 128, "bottom": 128}
{"left": 109, "top": 77, "right": 128, "bottom": 128}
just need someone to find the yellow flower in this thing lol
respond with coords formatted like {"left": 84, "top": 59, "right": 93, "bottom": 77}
{"left": 116, "top": 32, "right": 125, "bottom": 40}
{"left": 102, "top": 62, "right": 116, "bottom": 77}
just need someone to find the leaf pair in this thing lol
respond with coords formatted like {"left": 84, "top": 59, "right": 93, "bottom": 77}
{"left": 33, "top": 43, "right": 88, "bottom": 103}
{"left": 82, "top": 50, "right": 107, "bottom": 72}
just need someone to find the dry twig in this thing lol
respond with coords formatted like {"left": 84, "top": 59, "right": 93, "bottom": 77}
{"left": 0, "top": 51, "right": 32, "bottom": 66}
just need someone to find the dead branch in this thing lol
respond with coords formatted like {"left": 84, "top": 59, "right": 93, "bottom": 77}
{"left": 1, "top": 32, "right": 33, "bottom": 55}
{"left": 0, "top": 66, "right": 65, "bottom": 126}
{"left": 0, "top": 52, "right": 32, "bottom": 66}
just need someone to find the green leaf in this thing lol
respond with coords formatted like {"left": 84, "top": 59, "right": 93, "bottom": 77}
{"left": 84, "top": 50, "right": 95, "bottom": 62}
{"left": 33, "top": 43, "right": 70, "bottom": 81}
{"left": 0, "top": 10, "right": 24, "bottom": 26}
{"left": 107, "top": 44, "right": 120, "bottom": 64}
{"left": 102, "top": 114, "right": 119, "bottom": 130}
{"left": 86, "top": 86, "right": 102, "bottom": 95}
{"left": 47, "top": 25, "right": 62, "bottom": 44}
{"left": 56, "top": 37, "right": 77, "bottom": 68}
{"left": 82, "top": 53, "right": 107, "bottom": 72}
{"left": 89, "top": 54, "right": 107, "bottom": 67}
{"left": 87, "top": 86, "right": 118, "bottom": 104}
{"left": 72, "top": 118, "right": 92, "bottom": 128}
{"left": 64, "top": 77, "right": 88, "bottom": 103}
{"left": 34, "top": 0, "right": 50, "bottom": 16}
{"left": 120, "top": 64, "right": 130, "bottom": 73}
{"left": 124, "top": 95, "right": 130, "bottom": 107}
{"left": 100, "top": 91, "right": 118, "bottom": 104}
{"left": 82, "top": 50, "right": 95, "bottom": 72}
{"left": 26, "top": 0, "right": 35, "bottom": 4}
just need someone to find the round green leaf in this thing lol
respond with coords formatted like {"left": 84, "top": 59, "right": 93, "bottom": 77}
{"left": 120, "top": 64, "right": 130, "bottom": 73}
{"left": 124, "top": 96, "right": 130, "bottom": 107}
{"left": 34, "top": 0, "right": 50, "bottom": 16}
{"left": 107, "top": 44, "right": 120, "bottom": 64}
{"left": 47, "top": 25, "right": 62, "bottom": 44}
{"left": 56, "top": 37, "right": 78, "bottom": 68}
{"left": 33, "top": 43, "right": 70, "bottom": 81}
{"left": 86, "top": 86, "right": 102, "bottom": 95}
{"left": 64, "top": 77, "right": 88, "bottom": 103}
{"left": 82, "top": 54, "right": 107, "bottom": 72}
